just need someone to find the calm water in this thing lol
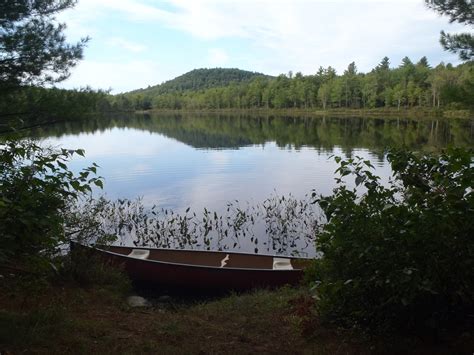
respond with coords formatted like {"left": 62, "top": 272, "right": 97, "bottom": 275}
{"left": 33, "top": 113, "right": 474, "bottom": 211}
{"left": 25, "top": 112, "right": 474, "bottom": 254}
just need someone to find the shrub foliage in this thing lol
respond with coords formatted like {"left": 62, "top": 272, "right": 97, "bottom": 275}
{"left": 312, "top": 148, "right": 474, "bottom": 331}
{"left": 0, "top": 139, "right": 103, "bottom": 267}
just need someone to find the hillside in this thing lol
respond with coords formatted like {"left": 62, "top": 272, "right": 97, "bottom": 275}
{"left": 111, "top": 60, "right": 473, "bottom": 112}
{"left": 128, "top": 68, "right": 270, "bottom": 96}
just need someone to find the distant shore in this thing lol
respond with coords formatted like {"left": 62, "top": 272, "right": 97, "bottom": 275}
{"left": 136, "top": 107, "right": 473, "bottom": 119}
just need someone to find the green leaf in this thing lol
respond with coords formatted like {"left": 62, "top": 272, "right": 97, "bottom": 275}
{"left": 355, "top": 175, "right": 365, "bottom": 186}
{"left": 70, "top": 181, "right": 80, "bottom": 191}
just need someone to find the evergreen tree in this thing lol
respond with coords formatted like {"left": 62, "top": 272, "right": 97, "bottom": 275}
{"left": 374, "top": 57, "right": 392, "bottom": 106}
{"left": 342, "top": 62, "right": 361, "bottom": 108}
{"left": 0, "top": 0, "right": 88, "bottom": 90}
{"left": 377, "top": 56, "right": 391, "bottom": 71}
{"left": 425, "top": 0, "right": 474, "bottom": 60}
{"left": 417, "top": 56, "right": 431, "bottom": 68}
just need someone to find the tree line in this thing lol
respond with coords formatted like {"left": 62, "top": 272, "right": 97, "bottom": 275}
{"left": 0, "top": 86, "right": 111, "bottom": 132}
{"left": 117, "top": 58, "right": 473, "bottom": 111}
{"left": 0, "top": 0, "right": 109, "bottom": 129}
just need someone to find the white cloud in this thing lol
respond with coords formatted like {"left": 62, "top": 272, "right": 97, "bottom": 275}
{"left": 168, "top": 0, "right": 462, "bottom": 73}
{"left": 107, "top": 37, "right": 147, "bottom": 53}
{"left": 61, "top": 59, "right": 168, "bottom": 93}
{"left": 208, "top": 48, "right": 229, "bottom": 66}
{"left": 58, "top": 0, "right": 465, "bottom": 90}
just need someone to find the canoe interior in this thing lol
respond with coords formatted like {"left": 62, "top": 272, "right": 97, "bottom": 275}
{"left": 101, "top": 245, "right": 309, "bottom": 270}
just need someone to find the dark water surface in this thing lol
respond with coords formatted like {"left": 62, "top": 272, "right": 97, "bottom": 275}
{"left": 27, "top": 112, "right": 474, "bottom": 254}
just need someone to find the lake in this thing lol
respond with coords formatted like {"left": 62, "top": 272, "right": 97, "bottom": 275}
{"left": 28, "top": 112, "right": 474, "bottom": 255}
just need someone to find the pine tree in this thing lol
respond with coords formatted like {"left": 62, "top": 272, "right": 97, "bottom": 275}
{"left": 0, "top": 0, "right": 88, "bottom": 90}
{"left": 425, "top": 0, "right": 474, "bottom": 60}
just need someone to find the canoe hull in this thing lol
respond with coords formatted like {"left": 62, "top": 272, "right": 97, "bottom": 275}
{"left": 76, "top": 243, "right": 305, "bottom": 291}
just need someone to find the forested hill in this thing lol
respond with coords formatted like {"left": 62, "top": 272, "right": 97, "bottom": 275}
{"left": 112, "top": 59, "right": 473, "bottom": 112}
{"left": 128, "top": 68, "right": 270, "bottom": 96}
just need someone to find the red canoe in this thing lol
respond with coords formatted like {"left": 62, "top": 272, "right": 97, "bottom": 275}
{"left": 74, "top": 243, "right": 310, "bottom": 291}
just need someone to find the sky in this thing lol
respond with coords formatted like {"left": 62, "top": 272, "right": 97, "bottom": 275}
{"left": 56, "top": 0, "right": 467, "bottom": 93}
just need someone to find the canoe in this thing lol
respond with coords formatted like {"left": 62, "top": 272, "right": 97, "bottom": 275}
{"left": 72, "top": 242, "right": 310, "bottom": 291}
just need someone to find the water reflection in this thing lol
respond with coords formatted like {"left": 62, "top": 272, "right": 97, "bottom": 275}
{"left": 24, "top": 112, "right": 474, "bottom": 152}
{"left": 22, "top": 112, "right": 473, "bottom": 213}
{"left": 14, "top": 112, "right": 474, "bottom": 254}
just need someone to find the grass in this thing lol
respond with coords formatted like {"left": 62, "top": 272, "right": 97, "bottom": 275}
{"left": 1, "top": 273, "right": 473, "bottom": 354}
{"left": 0, "top": 307, "right": 72, "bottom": 349}
{"left": 0, "top": 279, "right": 338, "bottom": 354}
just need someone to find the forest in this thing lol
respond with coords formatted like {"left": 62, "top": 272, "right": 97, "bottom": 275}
{"left": 2, "top": 62, "right": 472, "bottom": 126}
{"left": 115, "top": 58, "right": 473, "bottom": 112}
{"left": 128, "top": 68, "right": 270, "bottom": 96}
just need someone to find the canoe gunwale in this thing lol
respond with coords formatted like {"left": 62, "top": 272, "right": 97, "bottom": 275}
{"left": 82, "top": 243, "right": 307, "bottom": 272}
{"left": 97, "top": 243, "right": 312, "bottom": 260}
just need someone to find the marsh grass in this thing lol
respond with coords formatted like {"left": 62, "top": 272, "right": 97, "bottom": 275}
{"left": 72, "top": 193, "right": 320, "bottom": 257}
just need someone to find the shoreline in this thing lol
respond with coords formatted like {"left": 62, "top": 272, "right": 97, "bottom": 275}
{"left": 135, "top": 107, "right": 473, "bottom": 119}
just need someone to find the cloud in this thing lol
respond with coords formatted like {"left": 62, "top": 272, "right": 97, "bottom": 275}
{"left": 107, "top": 37, "right": 147, "bottom": 53}
{"left": 58, "top": 0, "right": 465, "bottom": 91}
{"left": 61, "top": 59, "right": 168, "bottom": 93}
{"left": 208, "top": 48, "right": 229, "bottom": 66}
{"left": 165, "top": 0, "right": 462, "bottom": 73}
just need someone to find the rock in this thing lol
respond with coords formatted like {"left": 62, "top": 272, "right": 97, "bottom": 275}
{"left": 461, "top": 331, "right": 471, "bottom": 338}
{"left": 127, "top": 295, "right": 151, "bottom": 308}
{"left": 157, "top": 295, "right": 172, "bottom": 303}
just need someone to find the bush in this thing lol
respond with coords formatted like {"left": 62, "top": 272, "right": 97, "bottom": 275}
{"left": 312, "top": 148, "right": 474, "bottom": 332}
{"left": 56, "top": 247, "right": 131, "bottom": 294}
{"left": 0, "top": 139, "right": 103, "bottom": 268}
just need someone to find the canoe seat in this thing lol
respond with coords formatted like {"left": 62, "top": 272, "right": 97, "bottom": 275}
{"left": 273, "top": 257, "right": 293, "bottom": 270}
{"left": 220, "top": 254, "right": 230, "bottom": 268}
{"left": 128, "top": 249, "right": 150, "bottom": 259}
